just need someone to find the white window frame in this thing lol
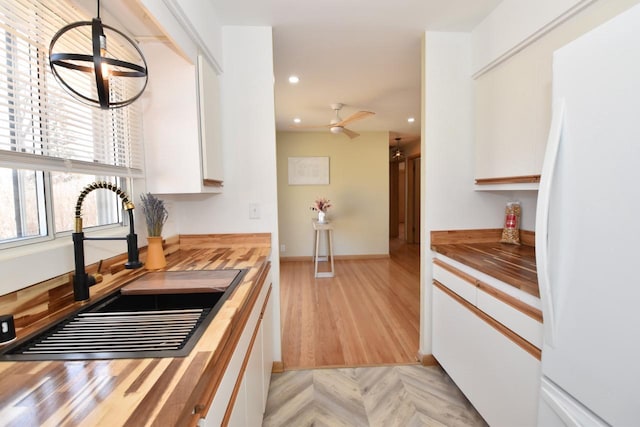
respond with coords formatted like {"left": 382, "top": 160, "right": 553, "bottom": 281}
{"left": 0, "top": 0, "right": 144, "bottom": 250}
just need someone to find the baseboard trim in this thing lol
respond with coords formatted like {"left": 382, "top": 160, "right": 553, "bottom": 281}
{"left": 272, "top": 361, "right": 284, "bottom": 373}
{"left": 417, "top": 352, "right": 439, "bottom": 366}
{"left": 337, "top": 254, "right": 390, "bottom": 260}
{"left": 280, "top": 254, "right": 390, "bottom": 262}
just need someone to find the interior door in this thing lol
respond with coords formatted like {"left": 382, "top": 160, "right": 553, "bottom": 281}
{"left": 389, "top": 161, "right": 399, "bottom": 238}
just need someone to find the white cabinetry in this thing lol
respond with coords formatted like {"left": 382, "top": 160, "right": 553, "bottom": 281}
{"left": 141, "top": 41, "right": 223, "bottom": 194}
{"left": 261, "top": 286, "right": 274, "bottom": 409}
{"left": 200, "top": 271, "right": 273, "bottom": 427}
{"left": 228, "top": 289, "right": 274, "bottom": 427}
{"left": 473, "top": 0, "right": 631, "bottom": 190}
{"left": 432, "top": 259, "right": 542, "bottom": 426}
{"left": 473, "top": 62, "right": 548, "bottom": 186}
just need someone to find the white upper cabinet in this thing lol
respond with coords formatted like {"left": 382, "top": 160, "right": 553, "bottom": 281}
{"left": 473, "top": 51, "right": 549, "bottom": 186}
{"left": 472, "top": 0, "right": 638, "bottom": 190}
{"left": 141, "top": 41, "right": 223, "bottom": 194}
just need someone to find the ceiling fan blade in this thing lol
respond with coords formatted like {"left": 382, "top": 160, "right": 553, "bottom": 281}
{"left": 342, "top": 128, "right": 360, "bottom": 139}
{"left": 289, "top": 123, "right": 332, "bottom": 129}
{"left": 335, "top": 110, "right": 375, "bottom": 127}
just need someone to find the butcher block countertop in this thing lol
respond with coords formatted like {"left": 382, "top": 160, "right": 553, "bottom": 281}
{"left": 0, "top": 233, "right": 271, "bottom": 427}
{"left": 431, "top": 229, "right": 539, "bottom": 298}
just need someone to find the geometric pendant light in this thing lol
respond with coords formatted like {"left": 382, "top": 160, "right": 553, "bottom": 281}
{"left": 49, "top": 0, "right": 148, "bottom": 109}
{"left": 392, "top": 137, "right": 404, "bottom": 160}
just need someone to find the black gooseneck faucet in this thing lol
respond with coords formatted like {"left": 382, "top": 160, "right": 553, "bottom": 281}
{"left": 72, "top": 182, "right": 143, "bottom": 301}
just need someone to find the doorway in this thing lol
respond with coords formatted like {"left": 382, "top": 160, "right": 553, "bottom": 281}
{"left": 406, "top": 155, "right": 420, "bottom": 244}
{"left": 389, "top": 160, "right": 404, "bottom": 239}
{"left": 390, "top": 155, "right": 420, "bottom": 243}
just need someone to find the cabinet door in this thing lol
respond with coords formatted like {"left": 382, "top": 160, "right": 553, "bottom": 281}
{"left": 261, "top": 287, "right": 274, "bottom": 409}
{"left": 197, "top": 55, "right": 224, "bottom": 185}
{"left": 474, "top": 48, "right": 549, "bottom": 182}
{"left": 141, "top": 42, "right": 222, "bottom": 194}
{"left": 227, "top": 377, "right": 248, "bottom": 427}
{"left": 245, "top": 322, "right": 264, "bottom": 426}
{"left": 433, "top": 285, "right": 541, "bottom": 427}
{"left": 202, "top": 281, "right": 270, "bottom": 426}
{"left": 141, "top": 41, "right": 201, "bottom": 194}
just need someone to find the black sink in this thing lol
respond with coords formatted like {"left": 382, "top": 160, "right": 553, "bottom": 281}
{"left": 0, "top": 269, "right": 247, "bottom": 361}
{"left": 93, "top": 291, "right": 224, "bottom": 312}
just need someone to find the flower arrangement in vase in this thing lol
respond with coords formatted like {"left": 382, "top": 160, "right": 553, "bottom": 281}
{"left": 140, "top": 192, "right": 169, "bottom": 269}
{"left": 310, "top": 197, "right": 332, "bottom": 223}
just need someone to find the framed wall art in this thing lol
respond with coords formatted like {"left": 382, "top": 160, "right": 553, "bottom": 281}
{"left": 287, "top": 156, "right": 330, "bottom": 185}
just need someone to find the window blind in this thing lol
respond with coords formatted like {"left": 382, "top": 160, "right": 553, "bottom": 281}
{"left": 0, "top": 0, "right": 144, "bottom": 177}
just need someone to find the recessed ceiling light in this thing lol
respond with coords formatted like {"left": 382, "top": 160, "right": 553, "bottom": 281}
{"left": 407, "top": 117, "right": 415, "bottom": 123}
{"left": 293, "top": 117, "right": 301, "bottom": 124}
{"left": 288, "top": 75, "right": 300, "bottom": 84}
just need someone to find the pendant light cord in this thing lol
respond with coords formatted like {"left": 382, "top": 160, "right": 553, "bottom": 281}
{"left": 96, "top": 0, "right": 100, "bottom": 19}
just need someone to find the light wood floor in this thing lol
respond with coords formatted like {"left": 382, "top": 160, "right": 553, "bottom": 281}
{"left": 263, "top": 365, "right": 486, "bottom": 426}
{"left": 280, "top": 237, "right": 420, "bottom": 369}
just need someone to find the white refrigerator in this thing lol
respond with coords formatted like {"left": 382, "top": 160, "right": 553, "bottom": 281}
{"left": 535, "top": 3, "right": 640, "bottom": 426}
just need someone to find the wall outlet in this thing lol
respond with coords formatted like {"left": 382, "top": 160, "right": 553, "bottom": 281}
{"left": 249, "top": 203, "right": 260, "bottom": 219}
{"left": 280, "top": 244, "right": 286, "bottom": 252}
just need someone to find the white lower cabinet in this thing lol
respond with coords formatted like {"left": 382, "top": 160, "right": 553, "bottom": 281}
{"left": 432, "top": 260, "right": 542, "bottom": 427}
{"left": 200, "top": 273, "right": 273, "bottom": 427}
{"left": 225, "top": 314, "right": 265, "bottom": 427}
{"left": 227, "top": 375, "right": 248, "bottom": 427}
{"left": 260, "top": 288, "right": 275, "bottom": 409}
{"left": 244, "top": 319, "right": 265, "bottom": 426}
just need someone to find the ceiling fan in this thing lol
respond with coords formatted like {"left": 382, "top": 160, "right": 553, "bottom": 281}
{"left": 292, "top": 103, "right": 375, "bottom": 139}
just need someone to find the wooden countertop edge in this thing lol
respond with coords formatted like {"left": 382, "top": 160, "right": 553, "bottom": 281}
{"left": 173, "top": 323, "right": 234, "bottom": 427}
{"left": 186, "top": 261, "right": 271, "bottom": 426}
{"left": 431, "top": 243, "right": 539, "bottom": 298}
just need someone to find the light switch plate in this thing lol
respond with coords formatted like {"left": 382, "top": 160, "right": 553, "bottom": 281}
{"left": 249, "top": 203, "right": 260, "bottom": 219}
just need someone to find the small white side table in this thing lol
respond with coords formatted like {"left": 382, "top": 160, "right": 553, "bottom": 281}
{"left": 312, "top": 219, "right": 334, "bottom": 278}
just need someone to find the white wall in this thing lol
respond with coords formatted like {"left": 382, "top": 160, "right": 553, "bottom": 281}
{"left": 472, "top": 0, "right": 596, "bottom": 74}
{"left": 166, "top": 26, "right": 281, "bottom": 361}
{"left": 420, "top": 32, "right": 538, "bottom": 356}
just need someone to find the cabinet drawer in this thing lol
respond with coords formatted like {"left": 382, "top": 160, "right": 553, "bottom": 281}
{"left": 433, "top": 262, "right": 476, "bottom": 305}
{"left": 477, "top": 285, "right": 543, "bottom": 348}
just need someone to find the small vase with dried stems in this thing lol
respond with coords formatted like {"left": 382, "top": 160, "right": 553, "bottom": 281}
{"left": 140, "top": 193, "right": 169, "bottom": 270}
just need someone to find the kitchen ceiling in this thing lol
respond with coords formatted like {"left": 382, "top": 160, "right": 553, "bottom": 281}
{"left": 106, "top": 0, "right": 503, "bottom": 147}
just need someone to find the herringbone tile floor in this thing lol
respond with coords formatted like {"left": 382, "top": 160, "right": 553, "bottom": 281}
{"left": 263, "top": 364, "right": 487, "bottom": 427}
